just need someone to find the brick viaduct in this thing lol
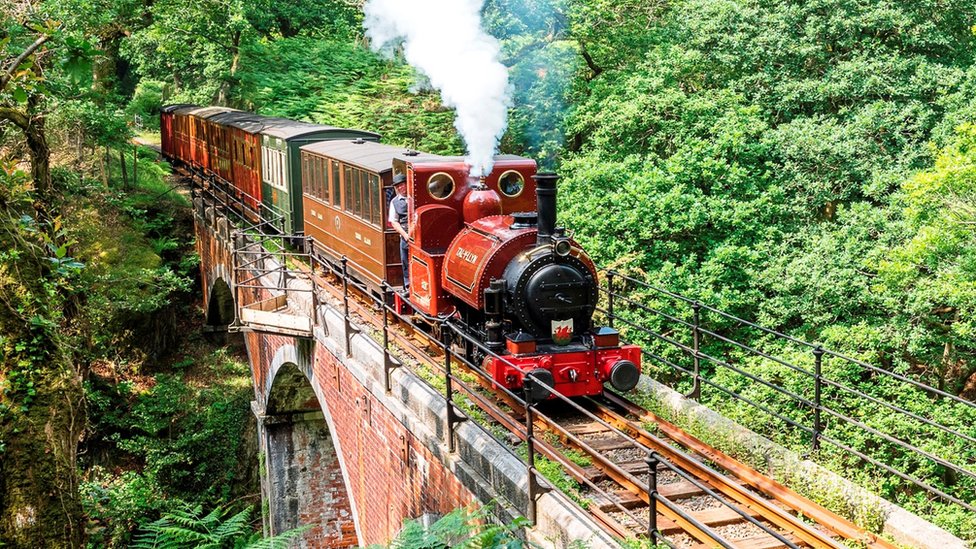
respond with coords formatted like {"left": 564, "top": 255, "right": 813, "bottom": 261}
{"left": 192, "top": 197, "right": 617, "bottom": 547}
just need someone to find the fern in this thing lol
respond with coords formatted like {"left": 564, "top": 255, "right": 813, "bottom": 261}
{"left": 381, "top": 507, "right": 529, "bottom": 549}
{"left": 132, "top": 503, "right": 308, "bottom": 549}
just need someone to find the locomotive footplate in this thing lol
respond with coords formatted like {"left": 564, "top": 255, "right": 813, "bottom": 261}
{"left": 483, "top": 344, "right": 641, "bottom": 399}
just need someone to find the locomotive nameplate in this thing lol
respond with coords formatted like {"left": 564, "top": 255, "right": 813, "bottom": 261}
{"left": 456, "top": 247, "right": 479, "bottom": 264}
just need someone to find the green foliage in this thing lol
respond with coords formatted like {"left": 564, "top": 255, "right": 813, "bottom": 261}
{"left": 82, "top": 348, "right": 254, "bottom": 547}
{"left": 235, "top": 37, "right": 462, "bottom": 154}
{"left": 132, "top": 504, "right": 307, "bottom": 548}
{"left": 127, "top": 80, "right": 167, "bottom": 131}
{"left": 875, "top": 124, "right": 976, "bottom": 380}
{"left": 545, "top": 0, "right": 976, "bottom": 537}
{"left": 120, "top": 0, "right": 252, "bottom": 103}
{"left": 370, "top": 506, "right": 527, "bottom": 549}
{"left": 0, "top": 167, "right": 83, "bottom": 409}
{"left": 245, "top": 0, "right": 362, "bottom": 40}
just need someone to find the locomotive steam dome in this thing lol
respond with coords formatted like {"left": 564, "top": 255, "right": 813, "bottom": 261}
{"left": 461, "top": 181, "right": 502, "bottom": 223}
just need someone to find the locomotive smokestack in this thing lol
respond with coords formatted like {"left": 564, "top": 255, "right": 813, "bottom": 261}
{"left": 534, "top": 172, "right": 558, "bottom": 246}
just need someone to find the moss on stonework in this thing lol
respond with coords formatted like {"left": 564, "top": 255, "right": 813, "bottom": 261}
{"left": 0, "top": 367, "right": 85, "bottom": 546}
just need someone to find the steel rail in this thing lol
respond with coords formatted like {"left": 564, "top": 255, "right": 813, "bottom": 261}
{"left": 574, "top": 405, "right": 825, "bottom": 548}
{"left": 467, "top": 362, "right": 732, "bottom": 547}
{"left": 298, "top": 250, "right": 891, "bottom": 544}
{"left": 601, "top": 391, "right": 899, "bottom": 549}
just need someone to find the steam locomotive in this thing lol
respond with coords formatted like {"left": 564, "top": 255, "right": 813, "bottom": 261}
{"left": 161, "top": 105, "right": 641, "bottom": 399}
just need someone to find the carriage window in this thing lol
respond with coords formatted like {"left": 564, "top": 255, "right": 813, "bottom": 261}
{"left": 302, "top": 156, "right": 309, "bottom": 196}
{"left": 369, "top": 174, "right": 381, "bottom": 225}
{"left": 344, "top": 166, "right": 353, "bottom": 212}
{"left": 314, "top": 158, "right": 321, "bottom": 199}
{"left": 318, "top": 158, "right": 326, "bottom": 200}
{"left": 353, "top": 169, "right": 363, "bottom": 218}
{"left": 278, "top": 151, "right": 285, "bottom": 188}
{"left": 428, "top": 172, "right": 455, "bottom": 200}
{"left": 331, "top": 161, "right": 341, "bottom": 206}
{"left": 272, "top": 151, "right": 278, "bottom": 186}
{"left": 498, "top": 170, "right": 525, "bottom": 197}
{"left": 310, "top": 157, "right": 319, "bottom": 200}
{"left": 317, "top": 158, "right": 325, "bottom": 199}
{"left": 361, "top": 170, "right": 369, "bottom": 221}
{"left": 324, "top": 160, "right": 331, "bottom": 203}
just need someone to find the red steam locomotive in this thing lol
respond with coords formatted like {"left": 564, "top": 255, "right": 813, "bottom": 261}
{"left": 161, "top": 106, "right": 641, "bottom": 399}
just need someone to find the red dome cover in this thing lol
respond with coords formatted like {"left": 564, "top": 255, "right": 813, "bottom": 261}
{"left": 462, "top": 186, "right": 502, "bottom": 223}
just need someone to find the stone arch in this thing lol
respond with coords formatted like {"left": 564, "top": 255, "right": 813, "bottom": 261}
{"left": 260, "top": 358, "right": 360, "bottom": 547}
{"left": 206, "top": 277, "right": 235, "bottom": 327}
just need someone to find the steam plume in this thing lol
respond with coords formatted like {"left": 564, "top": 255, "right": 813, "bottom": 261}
{"left": 364, "top": 0, "right": 511, "bottom": 176}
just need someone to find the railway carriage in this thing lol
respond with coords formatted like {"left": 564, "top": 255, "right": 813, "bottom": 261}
{"left": 160, "top": 104, "right": 197, "bottom": 160}
{"left": 169, "top": 106, "right": 197, "bottom": 166}
{"left": 186, "top": 106, "right": 238, "bottom": 170}
{"left": 208, "top": 112, "right": 265, "bottom": 212}
{"left": 300, "top": 140, "right": 421, "bottom": 290}
{"left": 260, "top": 121, "right": 379, "bottom": 234}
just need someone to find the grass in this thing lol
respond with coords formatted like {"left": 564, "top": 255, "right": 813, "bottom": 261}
{"left": 136, "top": 130, "right": 162, "bottom": 147}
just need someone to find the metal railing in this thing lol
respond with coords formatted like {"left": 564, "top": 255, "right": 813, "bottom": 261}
{"left": 305, "top": 249, "right": 802, "bottom": 547}
{"left": 192, "top": 173, "right": 316, "bottom": 334}
{"left": 599, "top": 269, "right": 976, "bottom": 516}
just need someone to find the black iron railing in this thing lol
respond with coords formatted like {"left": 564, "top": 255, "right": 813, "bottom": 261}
{"left": 599, "top": 268, "right": 976, "bottom": 517}
{"left": 305, "top": 247, "right": 803, "bottom": 547}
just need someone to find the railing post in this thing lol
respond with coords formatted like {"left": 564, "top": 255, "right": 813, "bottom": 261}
{"left": 311, "top": 277, "right": 319, "bottom": 328}
{"left": 524, "top": 381, "right": 537, "bottom": 525}
{"left": 813, "top": 345, "right": 824, "bottom": 451}
{"left": 688, "top": 301, "right": 702, "bottom": 401}
{"left": 443, "top": 322, "right": 458, "bottom": 453}
{"left": 382, "top": 282, "right": 395, "bottom": 393}
{"left": 646, "top": 452, "right": 658, "bottom": 541}
{"left": 341, "top": 256, "right": 351, "bottom": 357}
{"left": 607, "top": 270, "right": 616, "bottom": 328}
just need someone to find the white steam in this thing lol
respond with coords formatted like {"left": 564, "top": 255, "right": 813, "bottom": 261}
{"left": 364, "top": 0, "right": 511, "bottom": 176}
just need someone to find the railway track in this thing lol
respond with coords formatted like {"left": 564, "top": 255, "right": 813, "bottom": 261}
{"left": 301, "top": 260, "right": 894, "bottom": 548}
{"left": 187, "top": 173, "right": 896, "bottom": 548}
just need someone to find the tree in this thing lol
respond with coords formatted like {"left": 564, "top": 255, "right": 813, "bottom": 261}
{"left": 0, "top": 3, "right": 95, "bottom": 545}
{"left": 876, "top": 124, "right": 976, "bottom": 393}
{"left": 0, "top": 8, "right": 60, "bottom": 197}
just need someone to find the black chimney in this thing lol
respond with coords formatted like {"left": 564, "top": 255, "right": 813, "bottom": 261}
{"left": 534, "top": 172, "right": 558, "bottom": 246}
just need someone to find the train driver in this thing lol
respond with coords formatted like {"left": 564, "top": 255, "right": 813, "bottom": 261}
{"left": 388, "top": 173, "right": 410, "bottom": 290}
